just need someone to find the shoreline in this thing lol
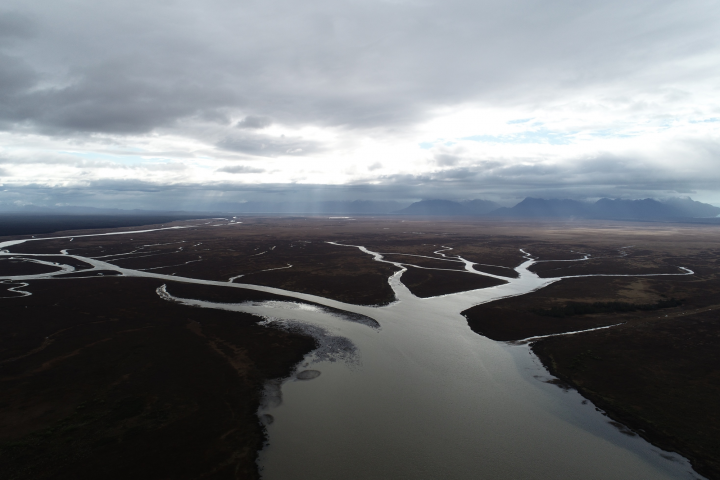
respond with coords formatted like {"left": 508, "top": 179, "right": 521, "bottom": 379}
{"left": 0, "top": 277, "right": 317, "bottom": 479}
{"left": 531, "top": 338, "right": 717, "bottom": 480}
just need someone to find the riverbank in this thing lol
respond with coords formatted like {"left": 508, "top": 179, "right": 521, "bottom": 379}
{"left": 0, "top": 278, "right": 315, "bottom": 480}
{"left": 459, "top": 233, "right": 720, "bottom": 478}
{"left": 462, "top": 276, "right": 663, "bottom": 341}
{"left": 531, "top": 307, "right": 720, "bottom": 479}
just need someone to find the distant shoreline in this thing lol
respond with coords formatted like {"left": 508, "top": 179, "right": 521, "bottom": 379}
{"left": 0, "top": 214, "right": 214, "bottom": 237}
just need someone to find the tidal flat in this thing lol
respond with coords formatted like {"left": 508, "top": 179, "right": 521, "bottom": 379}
{"left": 0, "top": 216, "right": 718, "bottom": 479}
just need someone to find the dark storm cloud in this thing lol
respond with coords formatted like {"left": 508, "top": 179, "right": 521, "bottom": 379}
{"left": 0, "top": 11, "right": 34, "bottom": 41}
{"left": 236, "top": 116, "right": 272, "bottom": 129}
{"left": 0, "top": 67, "right": 237, "bottom": 135}
{"left": 0, "top": 53, "right": 38, "bottom": 105}
{"left": 1, "top": 0, "right": 716, "bottom": 135}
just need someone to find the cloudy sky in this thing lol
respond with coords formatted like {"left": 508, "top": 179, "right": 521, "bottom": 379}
{"left": 1, "top": 0, "right": 719, "bottom": 210}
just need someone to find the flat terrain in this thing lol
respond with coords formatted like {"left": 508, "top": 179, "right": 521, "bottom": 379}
{"left": 1, "top": 215, "right": 719, "bottom": 478}
{"left": 0, "top": 278, "right": 314, "bottom": 480}
{"left": 0, "top": 214, "right": 214, "bottom": 237}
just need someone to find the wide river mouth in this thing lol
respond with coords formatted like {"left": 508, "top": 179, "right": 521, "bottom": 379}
{"left": 0, "top": 227, "right": 704, "bottom": 479}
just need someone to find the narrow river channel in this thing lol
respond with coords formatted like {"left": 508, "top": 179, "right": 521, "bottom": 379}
{"left": 0, "top": 225, "right": 703, "bottom": 479}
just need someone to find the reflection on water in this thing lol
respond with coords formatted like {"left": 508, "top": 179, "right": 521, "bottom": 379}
{"left": 0, "top": 226, "right": 703, "bottom": 480}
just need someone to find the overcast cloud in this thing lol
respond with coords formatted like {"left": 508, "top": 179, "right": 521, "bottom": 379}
{"left": 0, "top": 0, "right": 719, "bottom": 209}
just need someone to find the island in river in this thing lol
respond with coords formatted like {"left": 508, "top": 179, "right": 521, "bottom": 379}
{"left": 0, "top": 215, "right": 718, "bottom": 479}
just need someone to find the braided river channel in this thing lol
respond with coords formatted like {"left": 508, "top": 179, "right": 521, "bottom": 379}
{"left": 0, "top": 225, "right": 704, "bottom": 479}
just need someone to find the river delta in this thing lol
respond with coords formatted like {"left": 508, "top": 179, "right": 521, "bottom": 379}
{"left": 1, "top": 216, "right": 719, "bottom": 479}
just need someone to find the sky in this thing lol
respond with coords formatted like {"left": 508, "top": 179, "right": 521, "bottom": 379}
{"left": 0, "top": 0, "right": 719, "bottom": 210}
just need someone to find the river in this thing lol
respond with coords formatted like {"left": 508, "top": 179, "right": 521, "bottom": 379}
{"left": 0, "top": 224, "right": 703, "bottom": 479}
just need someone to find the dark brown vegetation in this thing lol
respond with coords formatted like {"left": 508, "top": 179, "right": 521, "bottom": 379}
{"left": 465, "top": 267, "right": 720, "bottom": 476}
{"left": 532, "top": 308, "right": 720, "bottom": 479}
{"left": 379, "top": 253, "right": 465, "bottom": 270}
{"left": 0, "top": 278, "right": 315, "bottom": 480}
{"left": 529, "top": 257, "right": 681, "bottom": 277}
{"left": 0, "top": 259, "right": 61, "bottom": 276}
{"left": 4, "top": 216, "right": 534, "bottom": 304}
{"left": 446, "top": 220, "right": 720, "bottom": 479}
{"left": 0, "top": 257, "right": 94, "bottom": 277}
{"left": 531, "top": 297, "right": 684, "bottom": 317}
{"left": 2, "top": 216, "right": 720, "bottom": 479}
{"left": 401, "top": 267, "right": 506, "bottom": 297}
{"left": 462, "top": 276, "right": 692, "bottom": 341}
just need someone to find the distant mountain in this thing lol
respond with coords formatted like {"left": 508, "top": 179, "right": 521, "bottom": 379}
{"left": 491, "top": 197, "right": 720, "bottom": 220}
{"left": 489, "top": 198, "right": 589, "bottom": 218}
{"left": 663, "top": 197, "right": 720, "bottom": 218}
{"left": 592, "top": 198, "right": 677, "bottom": 220}
{"left": 396, "top": 199, "right": 501, "bottom": 216}
{"left": 397, "top": 199, "right": 467, "bottom": 215}
{"left": 397, "top": 196, "right": 719, "bottom": 220}
{"left": 462, "top": 199, "right": 503, "bottom": 215}
{"left": 3, "top": 196, "right": 716, "bottom": 219}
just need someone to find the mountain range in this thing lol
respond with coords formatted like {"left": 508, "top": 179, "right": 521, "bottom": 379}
{"left": 397, "top": 197, "right": 720, "bottom": 220}
{"left": 395, "top": 199, "right": 500, "bottom": 216}
{"left": 1, "top": 197, "right": 718, "bottom": 221}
